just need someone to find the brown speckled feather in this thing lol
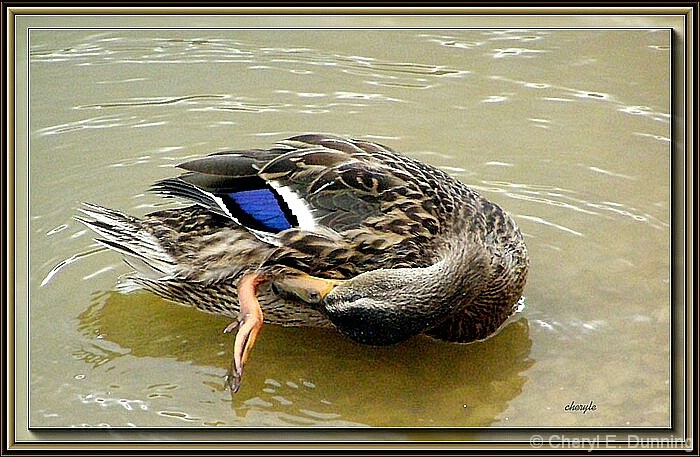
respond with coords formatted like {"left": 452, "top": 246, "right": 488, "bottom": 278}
{"left": 78, "top": 134, "right": 528, "bottom": 344}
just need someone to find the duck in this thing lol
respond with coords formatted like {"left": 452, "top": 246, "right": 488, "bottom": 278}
{"left": 77, "top": 134, "right": 529, "bottom": 392}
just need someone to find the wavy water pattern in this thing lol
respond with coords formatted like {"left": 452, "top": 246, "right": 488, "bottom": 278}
{"left": 471, "top": 180, "right": 669, "bottom": 235}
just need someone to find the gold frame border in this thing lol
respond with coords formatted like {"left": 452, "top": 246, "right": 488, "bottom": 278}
{"left": 5, "top": 5, "right": 694, "bottom": 453}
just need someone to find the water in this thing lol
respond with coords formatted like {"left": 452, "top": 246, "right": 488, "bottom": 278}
{"left": 25, "top": 27, "right": 671, "bottom": 429}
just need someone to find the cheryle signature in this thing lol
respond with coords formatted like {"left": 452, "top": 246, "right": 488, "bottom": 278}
{"left": 564, "top": 400, "right": 597, "bottom": 414}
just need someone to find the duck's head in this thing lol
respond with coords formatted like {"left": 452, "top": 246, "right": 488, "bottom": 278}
{"left": 270, "top": 269, "right": 448, "bottom": 346}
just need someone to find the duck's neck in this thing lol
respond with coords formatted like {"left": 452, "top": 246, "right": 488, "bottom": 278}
{"left": 322, "top": 232, "right": 491, "bottom": 345}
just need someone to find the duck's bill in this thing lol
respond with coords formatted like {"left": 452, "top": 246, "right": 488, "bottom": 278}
{"left": 271, "top": 273, "right": 343, "bottom": 305}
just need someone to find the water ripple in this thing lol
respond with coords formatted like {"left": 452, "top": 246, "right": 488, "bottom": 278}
{"left": 81, "top": 392, "right": 149, "bottom": 411}
{"left": 40, "top": 87, "right": 410, "bottom": 129}
{"left": 433, "top": 30, "right": 551, "bottom": 59}
{"left": 158, "top": 410, "right": 201, "bottom": 422}
{"left": 633, "top": 132, "right": 671, "bottom": 143}
{"left": 41, "top": 247, "right": 106, "bottom": 287}
{"left": 482, "top": 30, "right": 549, "bottom": 42}
{"left": 586, "top": 165, "right": 634, "bottom": 180}
{"left": 517, "top": 215, "right": 583, "bottom": 237}
{"left": 532, "top": 317, "right": 608, "bottom": 340}
{"left": 36, "top": 113, "right": 172, "bottom": 136}
{"left": 481, "top": 95, "right": 510, "bottom": 104}
{"left": 77, "top": 94, "right": 226, "bottom": 109}
{"left": 489, "top": 75, "right": 670, "bottom": 125}
{"left": 341, "top": 59, "right": 469, "bottom": 78}
{"left": 31, "top": 34, "right": 471, "bottom": 100}
{"left": 491, "top": 48, "right": 548, "bottom": 59}
{"left": 475, "top": 181, "right": 669, "bottom": 231}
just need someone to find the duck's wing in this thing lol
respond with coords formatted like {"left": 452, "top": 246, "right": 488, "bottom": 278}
{"left": 151, "top": 134, "right": 406, "bottom": 244}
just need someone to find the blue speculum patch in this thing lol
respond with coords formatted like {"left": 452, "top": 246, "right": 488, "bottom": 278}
{"left": 225, "top": 188, "right": 294, "bottom": 232}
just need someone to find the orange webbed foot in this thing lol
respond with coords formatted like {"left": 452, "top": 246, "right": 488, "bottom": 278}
{"left": 224, "top": 272, "right": 266, "bottom": 393}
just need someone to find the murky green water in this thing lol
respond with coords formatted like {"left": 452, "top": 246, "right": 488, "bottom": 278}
{"left": 24, "top": 25, "right": 671, "bottom": 430}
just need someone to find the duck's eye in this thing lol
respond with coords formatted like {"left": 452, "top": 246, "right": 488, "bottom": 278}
{"left": 306, "top": 289, "right": 321, "bottom": 303}
{"left": 349, "top": 294, "right": 362, "bottom": 302}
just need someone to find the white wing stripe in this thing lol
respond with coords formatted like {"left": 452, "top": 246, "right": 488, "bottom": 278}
{"left": 268, "top": 180, "right": 317, "bottom": 231}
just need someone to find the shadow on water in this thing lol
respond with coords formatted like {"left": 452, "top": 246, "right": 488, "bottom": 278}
{"left": 76, "top": 289, "right": 534, "bottom": 427}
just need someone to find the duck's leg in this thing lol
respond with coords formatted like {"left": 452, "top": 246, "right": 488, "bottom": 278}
{"left": 223, "top": 272, "right": 267, "bottom": 393}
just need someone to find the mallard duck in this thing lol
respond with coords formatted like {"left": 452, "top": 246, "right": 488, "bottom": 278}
{"left": 77, "top": 134, "right": 529, "bottom": 392}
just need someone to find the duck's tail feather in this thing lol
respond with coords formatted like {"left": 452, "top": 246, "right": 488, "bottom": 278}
{"left": 75, "top": 203, "right": 178, "bottom": 284}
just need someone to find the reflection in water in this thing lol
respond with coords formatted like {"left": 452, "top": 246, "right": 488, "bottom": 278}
{"left": 76, "top": 290, "right": 533, "bottom": 426}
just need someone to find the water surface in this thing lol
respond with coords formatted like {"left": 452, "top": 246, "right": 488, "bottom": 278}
{"left": 27, "top": 28, "right": 671, "bottom": 428}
